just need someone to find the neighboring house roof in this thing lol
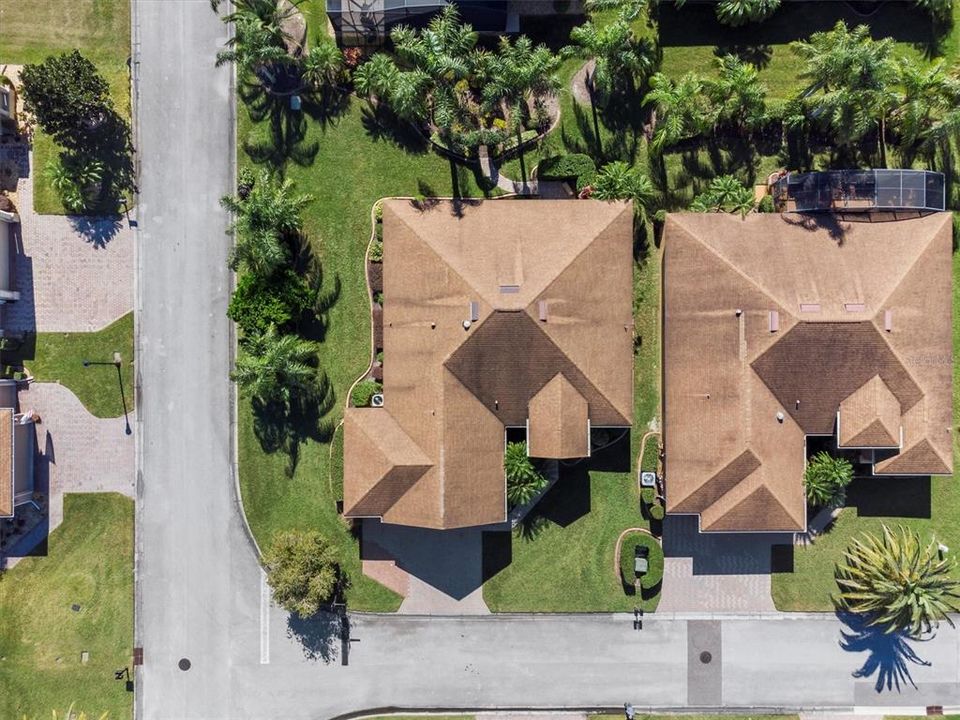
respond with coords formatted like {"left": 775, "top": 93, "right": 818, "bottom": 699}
{"left": 663, "top": 212, "right": 953, "bottom": 533}
{"left": 344, "top": 199, "right": 634, "bottom": 529}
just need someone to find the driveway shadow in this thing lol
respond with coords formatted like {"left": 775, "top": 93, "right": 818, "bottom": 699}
{"left": 838, "top": 611, "right": 932, "bottom": 693}
{"left": 662, "top": 514, "right": 794, "bottom": 575}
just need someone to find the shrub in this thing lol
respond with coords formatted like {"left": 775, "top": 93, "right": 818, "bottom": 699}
{"left": 369, "top": 239, "right": 383, "bottom": 262}
{"left": 376, "top": 350, "right": 384, "bottom": 364}
{"left": 619, "top": 533, "right": 664, "bottom": 592}
{"left": 373, "top": 291, "right": 384, "bottom": 306}
{"left": 504, "top": 441, "right": 548, "bottom": 508}
{"left": 351, "top": 379, "right": 382, "bottom": 407}
{"left": 648, "top": 503, "right": 665, "bottom": 521}
{"left": 640, "top": 486, "right": 656, "bottom": 506}
{"left": 228, "top": 269, "right": 316, "bottom": 338}
{"left": 263, "top": 530, "right": 342, "bottom": 617}
{"left": 537, "top": 153, "right": 596, "bottom": 182}
{"left": 237, "top": 166, "right": 256, "bottom": 199}
{"left": 716, "top": 0, "right": 780, "bottom": 26}
{"left": 757, "top": 194, "right": 776, "bottom": 213}
{"left": 804, "top": 451, "right": 853, "bottom": 508}
{"left": 373, "top": 201, "right": 383, "bottom": 222}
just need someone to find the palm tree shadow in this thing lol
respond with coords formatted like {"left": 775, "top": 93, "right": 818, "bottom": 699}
{"left": 837, "top": 611, "right": 932, "bottom": 693}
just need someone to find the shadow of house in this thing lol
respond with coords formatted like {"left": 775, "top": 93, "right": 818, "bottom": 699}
{"left": 662, "top": 515, "right": 794, "bottom": 575}
{"left": 838, "top": 611, "right": 932, "bottom": 693}
{"left": 0, "top": 378, "right": 41, "bottom": 564}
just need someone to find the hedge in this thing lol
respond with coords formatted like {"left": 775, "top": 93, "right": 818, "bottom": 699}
{"left": 351, "top": 379, "right": 382, "bottom": 407}
{"left": 619, "top": 532, "right": 664, "bottom": 592}
{"left": 537, "top": 153, "right": 596, "bottom": 182}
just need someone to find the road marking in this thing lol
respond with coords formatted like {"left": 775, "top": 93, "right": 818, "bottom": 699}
{"left": 260, "top": 569, "right": 270, "bottom": 665}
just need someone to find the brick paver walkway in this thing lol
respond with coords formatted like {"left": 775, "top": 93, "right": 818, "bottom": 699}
{"left": 5, "top": 158, "right": 134, "bottom": 332}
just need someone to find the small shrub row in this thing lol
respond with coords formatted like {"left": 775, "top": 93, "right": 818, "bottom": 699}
{"left": 351, "top": 379, "right": 382, "bottom": 407}
{"left": 537, "top": 153, "right": 596, "bottom": 182}
{"left": 619, "top": 532, "right": 664, "bottom": 592}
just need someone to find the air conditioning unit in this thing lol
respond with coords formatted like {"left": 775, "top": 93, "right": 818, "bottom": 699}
{"left": 371, "top": 393, "right": 384, "bottom": 408}
{"left": 640, "top": 471, "right": 657, "bottom": 488}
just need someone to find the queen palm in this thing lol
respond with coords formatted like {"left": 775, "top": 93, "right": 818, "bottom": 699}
{"left": 891, "top": 57, "right": 960, "bottom": 154}
{"left": 590, "top": 161, "right": 655, "bottom": 223}
{"left": 566, "top": 16, "right": 656, "bottom": 99}
{"left": 835, "top": 525, "right": 960, "bottom": 638}
{"left": 584, "top": 0, "right": 646, "bottom": 21}
{"left": 690, "top": 175, "right": 755, "bottom": 216}
{"left": 232, "top": 325, "right": 323, "bottom": 406}
{"left": 715, "top": 0, "right": 781, "bottom": 26}
{"left": 645, "top": 72, "right": 714, "bottom": 152}
{"left": 221, "top": 169, "right": 312, "bottom": 277}
{"left": 791, "top": 21, "right": 898, "bottom": 159}
{"left": 708, "top": 55, "right": 767, "bottom": 133}
{"left": 215, "top": 0, "right": 302, "bottom": 76}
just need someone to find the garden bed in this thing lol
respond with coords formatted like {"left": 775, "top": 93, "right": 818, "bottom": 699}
{"left": 616, "top": 529, "right": 663, "bottom": 602}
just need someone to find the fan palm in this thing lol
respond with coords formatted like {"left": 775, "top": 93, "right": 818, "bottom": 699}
{"left": 221, "top": 169, "right": 312, "bottom": 277}
{"left": 803, "top": 451, "right": 853, "bottom": 508}
{"left": 590, "top": 161, "right": 655, "bottom": 223}
{"left": 232, "top": 325, "right": 323, "bottom": 406}
{"left": 709, "top": 55, "right": 767, "bottom": 133}
{"left": 566, "top": 17, "right": 656, "bottom": 99}
{"left": 835, "top": 525, "right": 960, "bottom": 638}
{"left": 504, "top": 441, "right": 547, "bottom": 508}
{"left": 791, "top": 21, "right": 897, "bottom": 153}
{"left": 645, "top": 72, "right": 714, "bottom": 152}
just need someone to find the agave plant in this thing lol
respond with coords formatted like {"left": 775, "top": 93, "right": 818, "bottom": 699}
{"left": 835, "top": 525, "right": 960, "bottom": 638}
{"left": 504, "top": 441, "right": 547, "bottom": 508}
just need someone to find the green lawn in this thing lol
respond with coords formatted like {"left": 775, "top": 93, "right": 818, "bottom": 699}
{"left": 12, "top": 313, "right": 135, "bottom": 419}
{"left": 0, "top": 0, "right": 131, "bottom": 214}
{"left": 0, "top": 493, "right": 134, "bottom": 720}
{"left": 771, "top": 243, "right": 960, "bottom": 611}
{"left": 236, "top": 1, "right": 497, "bottom": 612}
{"left": 593, "top": 716, "right": 799, "bottom": 720}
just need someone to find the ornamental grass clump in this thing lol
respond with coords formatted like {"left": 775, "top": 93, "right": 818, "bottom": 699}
{"left": 835, "top": 524, "right": 960, "bottom": 638}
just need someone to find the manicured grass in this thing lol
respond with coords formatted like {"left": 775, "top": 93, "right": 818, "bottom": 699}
{"left": 17, "top": 313, "right": 135, "bottom": 419}
{"left": 0, "top": 0, "right": 131, "bottom": 214}
{"left": 236, "top": 1, "right": 496, "bottom": 612}
{"left": 0, "top": 493, "right": 134, "bottom": 720}
{"left": 363, "top": 716, "right": 474, "bottom": 720}
{"left": 593, "top": 716, "right": 800, "bottom": 720}
{"left": 619, "top": 532, "right": 663, "bottom": 594}
{"left": 482, "top": 246, "right": 661, "bottom": 613}
{"left": 771, "top": 245, "right": 960, "bottom": 611}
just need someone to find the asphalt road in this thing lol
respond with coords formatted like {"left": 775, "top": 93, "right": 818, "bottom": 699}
{"left": 131, "top": 3, "right": 960, "bottom": 719}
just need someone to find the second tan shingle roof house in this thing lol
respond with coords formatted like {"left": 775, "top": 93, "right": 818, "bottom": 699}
{"left": 663, "top": 212, "right": 953, "bottom": 533}
{"left": 344, "top": 199, "right": 634, "bottom": 529}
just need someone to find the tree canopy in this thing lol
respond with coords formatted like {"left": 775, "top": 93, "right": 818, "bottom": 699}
{"left": 263, "top": 530, "right": 342, "bottom": 617}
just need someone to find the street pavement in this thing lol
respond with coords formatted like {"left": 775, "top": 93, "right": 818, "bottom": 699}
{"left": 132, "top": 3, "right": 960, "bottom": 719}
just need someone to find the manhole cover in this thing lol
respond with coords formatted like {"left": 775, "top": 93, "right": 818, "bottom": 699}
{"left": 699, "top": 651, "right": 712, "bottom": 664}
{"left": 178, "top": 658, "right": 191, "bottom": 671}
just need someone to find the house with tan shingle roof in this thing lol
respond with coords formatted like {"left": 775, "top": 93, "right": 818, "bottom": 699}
{"left": 662, "top": 212, "right": 953, "bottom": 533}
{"left": 343, "top": 199, "right": 634, "bottom": 529}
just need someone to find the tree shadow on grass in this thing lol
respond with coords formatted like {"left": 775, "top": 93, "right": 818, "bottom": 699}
{"left": 251, "top": 373, "right": 336, "bottom": 477}
{"left": 286, "top": 231, "right": 342, "bottom": 345}
{"left": 360, "top": 103, "right": 430, "bottom": 155}
{"left": 286, "top": 609, "right": 342, "bottom": 663}
{"left": 838, "top": 611, "right": 932, "bottom": 693}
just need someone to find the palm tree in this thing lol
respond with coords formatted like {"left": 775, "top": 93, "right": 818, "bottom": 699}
{"left": 220, "top": 169, "right": 312, "bottom": 277}
{"left": 504, "top": 441, "right": 547, "bottom": 508}
{"left": 215, "top": 0, "right": 304, "bottom": 76}
{"left": 715, "top": 0, "right": 781, "bottom": 26}
{"left": 804, "top": 451, "right": 854, "bottom": 508}
{"left": 566, "top": 16, "right": 656, "bottom": 100}
{"left": 232, "top": 325, "right": 323, "bottom": 406}
{"left": 645, "top": 72, "right": 714, "bottom": 152}
{"left": 590, "top": 161, "right": 655, "bottom": 223}
{"left": 690, "top": 175, "right": 755, "bottom": 216}
{"left": 301, "top": 42, "right": 344, "bottom": 92}
{"left": 835, "top": 525, "right": 960, "bottom": 638}
{"left": 891, "top": 57, "right": 960, "bottom": 154}
{"left": 708, "top": 55, "right": 767, "bottom": 133}
{"left": 790, "top": 21, "right": 898, "bottom": 159}
{"left": 584, "top": 0, "right": 647, "bottom": 21}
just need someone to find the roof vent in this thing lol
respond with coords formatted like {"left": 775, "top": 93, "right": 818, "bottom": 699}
{"left": 769, "top": 310, "right": 779, "bottom": 332}
{"left": 469, "top": 301, "right": 480, "bottom": 322}
{"left": 538, "top": 300, "right": 548, "bottom": 322}
{"left": 776, "top": 411, "right": 784, "bottom": 423}
{"left": 499, "top": 284, "right": 520, "bottom": 294}
{"left": 844, "top": 303, "right": 866, "bottom": 312}
{"left": 735, "top": 308, "right": 742, "bottom": 317}
{"left": 462, "top": 320, "right": 471, "bottom": 330}
{"left": 371, "top": 393, "right": 384, "bottom": 408}
{"left": 884, "top": 309, "right": 893, "bottom": 332}
{"left": 799, "top": 303, "right": 820, "bottom": 313}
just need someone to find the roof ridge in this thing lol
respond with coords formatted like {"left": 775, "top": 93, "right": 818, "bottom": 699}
{"left": 702, "top": 483, "right": 803, "bottom": 532}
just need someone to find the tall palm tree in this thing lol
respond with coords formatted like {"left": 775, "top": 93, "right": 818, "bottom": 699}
{"left": 215, "top": 0, "right": 302, "bottom": 76}
{"left": 566, "top": 16, "right": 656, "bottom": 100}
{"left": 645, "top": 72, "right": 714, "bottom": 152}
{"left": 232, "top": 325, "right": 323, "bottom": 406}
{"left": 221, "top": 169, "right": 312, "bottom": 277}
{"left": 791, "top": 21, "right": 897, "bottom": 159}
{"left": 483, "top": 36, "right": 560, "bottom": 133}
{"left": 836, "top": 525, "right": 960, "bottom": 638}
{"left": 301, "top": 42, "right": 345, "bottom": 92}
{"left": 708, "top": 55, "right": 767, "bottom": 133}
{"left": 590, "top": 161, "right": 655, "bottom": 223}
{"left": 891, "top": 57, "right": 960, "bottom": 153}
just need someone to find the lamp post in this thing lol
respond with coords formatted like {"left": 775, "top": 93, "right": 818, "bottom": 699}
{"left": 81, "top": 353, "right": 132, "bottom": 435}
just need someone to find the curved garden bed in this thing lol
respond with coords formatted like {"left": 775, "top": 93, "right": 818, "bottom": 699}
{"left": 615, "top": 528, "right": 663, "bottom": 604}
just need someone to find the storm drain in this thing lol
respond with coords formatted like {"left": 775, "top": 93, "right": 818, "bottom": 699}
{"left": 178, "top": 658, "right": 191, "bottom": 671}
